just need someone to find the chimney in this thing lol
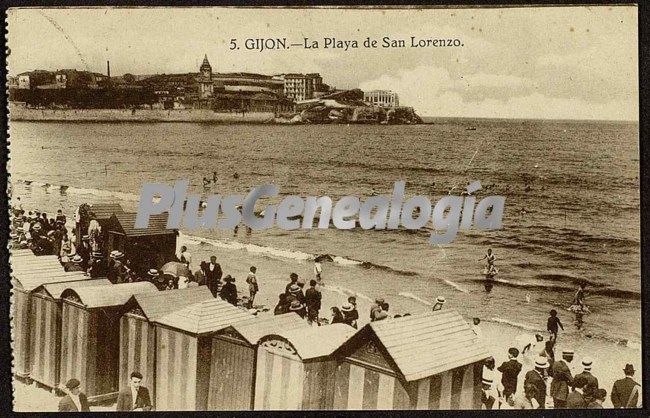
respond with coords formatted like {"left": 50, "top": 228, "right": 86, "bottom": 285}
{"left": 107, "top": 60, "right": 111, "bottom": 78}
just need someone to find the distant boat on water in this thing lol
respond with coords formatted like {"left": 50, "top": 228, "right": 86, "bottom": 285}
{"left": 466, "top": 126, "right": 477, "bottom": 131}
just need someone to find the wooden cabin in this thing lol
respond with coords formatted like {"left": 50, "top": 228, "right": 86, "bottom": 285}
{"left": 331, "top": 310, "right": 491, "bottom": 410}
{"left": 107, "top": 212, "right": 177, "bottom": 272}
{"left": 59, "top": 282, "right": 158, "bottom": 402}
{"left": 11, "top": 254, "right": 88, "bottom": 379}
{"left": 84, "top": 203, "right": 124, "bottom": 255}
{"left": 254, "top": 323, "right": 356, "bottom": 410}
{"left": 208, "top": 313, "right": 310, "bottom": 410}
{"left": 153, "top": 298, "right": 253, "bottom": 411}
{"left": 118, "top": 286, "right": 214, "bottom": 404}
{"left": 29, "top": 278, "right": 111, "bottom": 390}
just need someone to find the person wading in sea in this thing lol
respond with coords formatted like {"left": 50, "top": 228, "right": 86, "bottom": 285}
{"left": 479, "top": 248, "right": 498, "bottom": 277}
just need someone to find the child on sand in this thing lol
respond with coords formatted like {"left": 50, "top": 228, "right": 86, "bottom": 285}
{"left": 547, "top": 309, "right": 564, "bottom": 341}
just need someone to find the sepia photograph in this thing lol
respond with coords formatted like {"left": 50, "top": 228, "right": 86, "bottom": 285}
{"left": 5, "top": 5, "right": 642, "bottom": 411}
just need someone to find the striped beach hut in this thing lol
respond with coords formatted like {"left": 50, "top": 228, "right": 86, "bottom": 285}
{"left": 254, "top": 323, "right": 357, "bottom": 410}
{"left": 11, "top": 254, "right": 88, "bottom": 379}
{"left": 29, "top": 278, "right": 111, "bottom": 390}
{"left": 153, "top": 298, "right": 253, "bottom": 411}
{"left": 331, "top": 310, "right": 491, "bottom": 410}
{"left": 59, "top": 281, "right": 158, "bottom": 401}
{"left": 107, "top": 212, "right": 177, "bottom": 269}
{"left": 118, "top": 286, "right": 214, "bottom": 404}
{"left": 208, "top": 313, "right": 310, "bottom": 410}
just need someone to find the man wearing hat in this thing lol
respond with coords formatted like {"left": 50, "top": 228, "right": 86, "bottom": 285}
{"left": 524, "top": 356, "right": 549, "bottom": 409}
{"left": 88, "top": 251, "right": 106, "bottom": 278}
{"left": 64, "top": 254, "right": 86, "bottom": 272}
{"left": 550, "top": 348, "right": 575, "bottom": 408}
{"left": 574, "top": 357, "right": 599, "bottom": 391}
{"left": 146, "top": 269, "right": 165, "bottom": 290}
{"left": 58, "top": 378, "right": 90, "bottom": 412}
{"left": 219, "top": 275, "right": 238, "bottom": 306}
{"left": 109, "top": 251, "right": 127, "bottom": 283}
{"left": 611, "top": 364, "right": 640, "bottom": 408}
{"left": 432, "top": 296, "right": 445, "bottom": 311}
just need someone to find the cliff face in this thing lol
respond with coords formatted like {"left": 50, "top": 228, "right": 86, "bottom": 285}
{"left": 278, "top": 89, "right": 422, "bottom": 125}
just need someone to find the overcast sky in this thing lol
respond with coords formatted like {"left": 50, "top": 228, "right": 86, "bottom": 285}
{"left": 7, "top": 6, "right": 638, "bottom": 120}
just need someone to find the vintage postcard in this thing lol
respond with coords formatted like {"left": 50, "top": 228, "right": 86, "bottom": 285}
{"left": 5, "top": 5, "right": 642, "bottom": 412}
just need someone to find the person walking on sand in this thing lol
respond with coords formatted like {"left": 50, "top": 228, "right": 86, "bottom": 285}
{"left": 205, "top": 256, "right": 223, "bottom": 297}
{"left": 246, "top": 266, "right": 259, "bottom": 308}
{"left": 314, "top": 260, "right": 323, "bottom": 283}
{"left": 611, "top": 364, "right": 641, "bottom": 408}
{"left": 547, "top": 309, "right": 564, "bottom": 341}
{"left": 58, "top": 378, "right": 90, "bottom": 412}
{"left": 497, "top": 348, "right": 522, "bottom": 401}
{"left": 550, "top": 349, "right": 575, "bottom": 408}
{"left": 524, "top": 356, "right": 549, "bottom": 409}
{"left": 305, "top": 279, "right": 322, "bottom": 326}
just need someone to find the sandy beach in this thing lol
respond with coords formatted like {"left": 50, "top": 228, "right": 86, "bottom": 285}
{"left": 13, "top": 232, "right": 641, "bottom": 411}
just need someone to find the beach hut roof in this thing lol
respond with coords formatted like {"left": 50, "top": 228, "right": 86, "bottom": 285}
{"left": 12, "top": 268, "right": 88, "bottom": 292}
{"left": 61, "top": 282, "right": 158, "bottom": 308}
{"left": 110, "top": 212, "right": 175, "bottom": 237}
{"left": 155, "top": 298, "right": 253, "bottom": 335}
{"left": 35, "top": 278, "right": 112, "bottom": 300}
{"left": 346, "top": 310, "right": 491, "bottom": 382}
{"left": 226, "top": 313, "right": 309, "bottom": 345}
{"left": 260, "top": 323, "right": 356, "bottom": 361}
{"left": 125, "top": 286, "right": 214, "bottom": 321}
{"left": 10, "top": 249, "right": 36, "bottom": 257}
{"left": 89, "top": 203, "right": 124, "bottom": 220}
{"left": 11, "top": 255, "right": 61, "bottom": 271}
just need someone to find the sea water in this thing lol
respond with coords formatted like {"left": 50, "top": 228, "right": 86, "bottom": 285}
{"left": 7, "top": 119, "right": 640, "bottom": 345}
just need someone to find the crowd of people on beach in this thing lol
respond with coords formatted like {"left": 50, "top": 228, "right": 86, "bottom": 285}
{"left": 11, "top": 202, "right": 641, "bottom": 411}
{"left": 477, "top": 308, "right": 641, "bottom": 409}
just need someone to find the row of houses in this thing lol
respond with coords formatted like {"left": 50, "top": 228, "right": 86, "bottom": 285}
{"left": 9, "top": 56, "right": 400, "bottom": 112}
{"left": 12, "top": 250, "right": 489, "bottom": 411}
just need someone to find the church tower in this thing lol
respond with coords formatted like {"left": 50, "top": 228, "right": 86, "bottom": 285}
{"left": 199, "top": 54, "right": 214, "bottom": 99}
{"left": 200, "top": 54, "right": 212, "bottom": 80}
